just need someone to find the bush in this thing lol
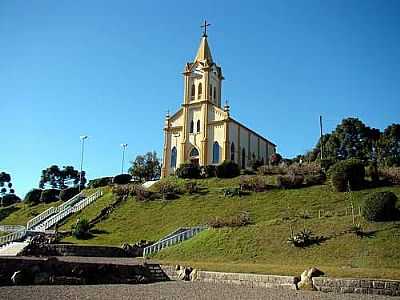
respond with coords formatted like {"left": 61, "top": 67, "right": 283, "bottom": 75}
{"left": 270, "top": 153, "right": 282, "bottom": 165}
{"left": 239, "top": 176, "right": 268, "bottom": 192}
{"left": 24, "top": 189, "right": 42, "bottom": 205}
{"left": 366, "top": 162, "right": 379, "bottom": 182}
{"left": 362, "top": 191, "right": 398, "bottom": 222}
{"left": 258, "top": 165, "right": 287, "bottom": 175}
{"left": 88, "top": 177, "right": 113, "bottom": 188}
{"left": 201, "top": 165, "right": 217, "bottom": 178}
{"left": 1, "top": 194, "right": 21, "bottom": 206}
{"left": 71, "top": 218, "right": 91, "bottom": 239}
{"left": 185, "top": 181, "right": 200, "bottom": 194}
{"left": 216, "top": 161, "right": 240, "bottom": 178}
{"left": 287, "top": 229, "right": 320, "bottom": 247}
{"left": 132, "top": 185, "right": 156, "bottom": 201}
{"left": 379, "top": 167, "right": 400, "bottom": 185}
{"left": 250, "top": 159, "right": 263, "bottom": 171}
{"left": 207, "top": 211, "right": 251, "bottom": 228}
{"left": 288, "top": 162, "right": 322, "bottom": 176}
{"left": 59, "top": 187, "right": 80, "bottom": 201}
{"left": 304, "top": 174, "right": 326, "bottom": 186}
{"left": 276, "top": 174, "right": 304, "bottom": 189}
{"left": 329, "top": 159, "right": 365, "bottom": 192}
{"left": 320, "top": 158, "right": 335, "bottom": 170}
{"left": 113, "top": 174, "right": 132, "bottom": 185}
{"left": 176, "top": 163, "right": 200, "bottom": 179}
{"left": 40, "top": 189, "right": 60, "bottom": 203}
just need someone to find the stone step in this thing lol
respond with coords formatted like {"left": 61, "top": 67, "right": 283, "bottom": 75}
{"left": 0, "top": 241, "right": 29, "bottom": 256}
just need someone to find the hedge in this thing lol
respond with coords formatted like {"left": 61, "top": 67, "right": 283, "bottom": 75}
{"left": 329, "top": 159, "right": 365, "bottom": 192}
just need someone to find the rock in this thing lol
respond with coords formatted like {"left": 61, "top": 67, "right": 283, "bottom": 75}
{"left": 34, "top": 272, "right": 50, "bottom": 285}
{"left": 175, "top": 265, "right": 193, "bottom": 281}
{"left": 297, "top": 267, "right": 324, "bottom": 291}
{"left": 11, "top": 270, "right": 26, "bottom": 285}
{"left": 189, "top": 269, "right": 198, "bottom": 281}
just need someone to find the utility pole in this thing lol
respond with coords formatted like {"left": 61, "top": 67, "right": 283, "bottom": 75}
{"left": 79, "top": 135, "right": 88, "bottom": 192}
{"left": 121, "top": 144, "right": 128, "bottom": 174}
{"left": 319, "top": 115, "right": 323, "bottom": 160}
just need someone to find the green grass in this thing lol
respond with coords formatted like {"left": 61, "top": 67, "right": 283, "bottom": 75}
{"left": 0, "top": 201, "right": 62, "bottom": 226}
{"left": 59, "top": 187, "right": 115, "bottom": 230}
{"left": 57, "top": 177, "right": 400, "bottom": 279}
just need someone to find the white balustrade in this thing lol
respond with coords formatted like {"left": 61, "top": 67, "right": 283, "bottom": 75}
{"left": 0, "top": 225, "right": 25, "bottom": 233}
{"left": 0, "top": 229, "right": 26, "bottom": 246}
{"left": 143, "top": 226, "right": 207, "bottom": 256}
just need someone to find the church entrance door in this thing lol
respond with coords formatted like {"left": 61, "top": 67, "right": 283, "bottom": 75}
{"left": 190, "top": 158, "right": 199, "bottom": 166}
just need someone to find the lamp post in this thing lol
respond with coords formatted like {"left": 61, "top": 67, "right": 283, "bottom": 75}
{"left": 79, "top": 135, "right": 88, "bottom": 191}
{"left": 121, "top": 143, "right": 128, "bottom": 174}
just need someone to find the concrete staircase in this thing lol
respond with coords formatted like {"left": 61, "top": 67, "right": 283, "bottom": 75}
{"left": 146, "top": 264, "right": 170, "bottom": 281}
{"left": 0, "top": 190, "right": 104, "bottom": 256}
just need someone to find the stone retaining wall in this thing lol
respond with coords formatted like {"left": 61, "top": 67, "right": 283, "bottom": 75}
{"left": 313, "top": 277, "right": 400, "bottom": 297}
{"left": 48, "top": 244, "right": 127, "bottom": 257}
{"left": 161, "top": 266, "right": 297, "bottom": 289}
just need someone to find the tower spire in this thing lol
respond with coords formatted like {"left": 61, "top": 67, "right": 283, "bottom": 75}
{"left": 201, "top": 20, "right": 211, "bottom": 37}
{"left": 194, "top": 20, "right": 213, "bottom": 63}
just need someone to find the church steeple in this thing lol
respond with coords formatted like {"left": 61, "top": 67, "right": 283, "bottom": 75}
{"left": 194, "top": 36, "right": 213, "bottom": 63}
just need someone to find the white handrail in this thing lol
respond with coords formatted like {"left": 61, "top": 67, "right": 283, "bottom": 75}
{"left": 26, "top": 206, "right": 56, "bottom": 229}
{"left": 0, "top": 229, "right": 26, "bottom": 246}
{"left": 143, "top": 226, "right": 207, "bottom": 256}
{"left": 0, "top": 225, "right": 25, "bottom": 232}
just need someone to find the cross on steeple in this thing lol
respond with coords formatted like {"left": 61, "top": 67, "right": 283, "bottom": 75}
{"left": 201, "top": 20, "right": 211, "bottom": 37}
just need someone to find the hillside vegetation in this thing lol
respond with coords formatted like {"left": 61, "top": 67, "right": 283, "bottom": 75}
{"left": 58, "top": 176, "right": 400, "bottom": 279}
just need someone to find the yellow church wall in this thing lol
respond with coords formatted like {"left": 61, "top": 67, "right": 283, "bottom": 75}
{"left": 207, "top": 123, "right": 225, "bottom": 165}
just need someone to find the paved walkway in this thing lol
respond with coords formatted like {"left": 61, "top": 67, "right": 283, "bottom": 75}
{"left": 0, "top": 242, "right": 29, "bottom": 256}
{"left": 1, "top": 282, "right": 399, "bottom": 300}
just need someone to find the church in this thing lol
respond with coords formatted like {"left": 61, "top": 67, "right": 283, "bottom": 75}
{"left": 161, "top": 24, "right": 276, "bottom": 178}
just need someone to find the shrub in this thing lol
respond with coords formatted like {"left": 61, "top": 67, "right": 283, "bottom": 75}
{"left": 1, "top": 194, "right": 21, "bottom": 206}
{"left": 59, "top": 187, "right": 80, "bottom": 201}
{"left": 176, "top": 163, "right": 200, "bottom": 179}
{"left": 276, "top": 174, "right": 304, "bottom": 189}
{"left": 185, "top": 181, "right": 200, "bottom": 194}
{"left": 270, "top": 153, "right": 282, "bottom": 165}
{"left": 287, "top": 229, "right": 319, "bottom": 247}
{"left": 288, "top": 162, "right": 322, "bottom": 176}
{"left": 328, "top": 159, "right": 365, "bottom": 192}
{"left": 250, "top": 159, "right": 263, "bottom": 171}
{"left": 207, "top": 211, "right": 251, "bottom": 228}
{"left": 366, "top": 162, "right": 379, "bottom": 182}
{"left": 88, "top": 177, "right": 113, "bottom": 188}
{"left": 132, "top": 185, "right": 155, "bottom": 201}
{"left": 201, "top": 165, "right": 217, "bottom": 178}
{"left": 113, "top": 174, "right": 132, "bottom": 185}
{"left": 303, "top": 174, "right": 326, "bottom": 186}
{"left": 71, "top": 218, "right": 91, "bottom": 239}
{"left": 239, "top": 176, "right": 268, "bottom": 192}
{"left": 216, "top": 161, "right": 240, "bottom": 178}
{"left": 379, "top": 167, "right": 400, "bottom": 185}
{"left": 112, "top": 184, "right": 133, "bottom": 198}
{"left": 362, "top": 191, "right": 398, "bottom": 222}
{"left": 24, "top": 189, "right": 42, "bottom": 205}
{"left": 40, "top": 189, "right": 60, "bottom": 203}
{"left": 258, "top": 165, "right": 287, "bottom": 175}
{"left": 320, "top": 158, "right": 335, "bottom": 170}
{"left": 156, "top": 179, "right": 181, "bottom": 200}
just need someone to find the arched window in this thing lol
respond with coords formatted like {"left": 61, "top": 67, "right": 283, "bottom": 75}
{"left": 252, "top": 153, "right": 256, "bottom": 161}
{"left": 198, "top": 83, "right": 202, "bottom": 99}
{"left": 190, "top": 147, "right": 199, "bottom": 157}
{"left": 191, "top": 83, "right": 195, "bottom": 99}
{"left": 230, "top": 142, "right": 235, "bottom": 161}
{"left": 209, "top": 85, "right": 212, "bottom": 98}
{"left": 196, "top": 120, "right": 201, "bottom": 133}
{"left": 170, "top": 147, "right": 177, "bottom": 168}
{"left": 213, "top": 142, "right": 220, "bottom": 164}
{"left": 242, "top": 148, "right": 246, "bottom": 169}
{"left": 190, "top": 120, "right": 194, "bottom": 133}
{"left": 213, "top": 87, "right": 217, "bottom": 100}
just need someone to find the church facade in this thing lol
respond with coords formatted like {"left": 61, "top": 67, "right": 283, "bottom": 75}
{"left": 161, "top": 31, "right": 276, "bottom": 178}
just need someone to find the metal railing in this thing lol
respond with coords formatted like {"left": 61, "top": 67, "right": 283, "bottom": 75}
{"left": 0, "top": 225, "right": 25, "bottom": 233}
{"left": 143, "top": 226, "right": 207, "bottom": 256}
{"left": 26, "top": 192, "right": 84, "bottom": 230}
{"left": 33, "top": 190, "right": 103, "bottom": 232}
{"left": 0, "top": 229, "right": 27, "bottom": 246}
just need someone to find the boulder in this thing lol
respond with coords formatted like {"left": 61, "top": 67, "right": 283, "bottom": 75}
{"left": 189, "top": 269, "right": 198, "bottom": 281}
{"left": 297, "top": 267, "right": 324, "bottom": 291}
{"left": 175, "top": 265, "right": 193, "bottom": 281}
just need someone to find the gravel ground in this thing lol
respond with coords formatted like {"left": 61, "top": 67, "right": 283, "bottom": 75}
{"left": 1, "top": 282, "right": 399, "bottom": 300}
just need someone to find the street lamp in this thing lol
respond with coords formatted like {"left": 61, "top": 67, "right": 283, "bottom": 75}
{"left": 121, "top": 143, "right": 128, "bottom": 174}
{"left": 79, "top": 135, "right": 88, "bottom": 191}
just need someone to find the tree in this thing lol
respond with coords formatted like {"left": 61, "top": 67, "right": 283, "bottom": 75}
{"left": 312, "top": 118, "right": 380, "bottom": 162}
{"left": 129, "top": 151, "right": 161, "bottom": 182}
{"left": 0, "top": 171, "right": 19, "bottom": 206}
{"left": 377, "top": 124, "right": 400, "bottom": 167}
{"left": 39, "top": 165, "right": 85, "bottom": 189}
{"left": 270, "top": 153, "right": 282, "bottom": 165}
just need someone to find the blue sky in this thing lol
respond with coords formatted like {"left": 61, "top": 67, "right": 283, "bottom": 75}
{"left": 1, "top": 0, "right": 399, "bottom": 197}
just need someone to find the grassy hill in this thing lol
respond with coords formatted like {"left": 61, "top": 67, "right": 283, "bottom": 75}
{"left": 1, "top": 176, "right": 399, "bottom": 279}
{"left": 57, "top": 177, "right": 400, "bottom": 279}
